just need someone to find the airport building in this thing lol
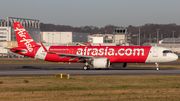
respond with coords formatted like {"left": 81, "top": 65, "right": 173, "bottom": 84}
{"left": 88, "top": 28, "right": 131, "bottom": 46}
{"left": 0, "top": 22, "right": 11, "bottom": 42}
{"left": 41, "top": 31, "right": 89, "bottom": 45}
{"left": 88, "top": 34, "right": 116, "bottom": 46}
{"left": 0, "top": 17, "right": 41, "bottom": 43}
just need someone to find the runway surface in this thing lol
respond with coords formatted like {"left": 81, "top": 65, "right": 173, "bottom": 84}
{"left": 1, "top": 69, "right": 180, "bottom": 76}
{"left": 0, "top": 58, "right": 180, "bottom": 76}
{"left": 0, "top": 63, "right": 180, "bottom": 76}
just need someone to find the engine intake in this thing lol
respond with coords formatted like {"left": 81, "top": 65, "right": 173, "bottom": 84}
{"left": 92, "top": 58, "right": 110, "bottom": 68}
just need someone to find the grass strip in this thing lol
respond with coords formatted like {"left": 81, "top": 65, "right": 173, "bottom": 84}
{"left": 0, "top": 75, "right": 180, "bottom": 101}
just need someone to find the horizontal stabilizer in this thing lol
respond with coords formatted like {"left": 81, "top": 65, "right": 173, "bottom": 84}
{"left": 4, "top": 47, "right": 26, "bottom": 52}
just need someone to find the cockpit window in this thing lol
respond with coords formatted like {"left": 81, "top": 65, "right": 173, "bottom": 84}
{"left": 163, "top": 50, "right": 172, "bottom": 53}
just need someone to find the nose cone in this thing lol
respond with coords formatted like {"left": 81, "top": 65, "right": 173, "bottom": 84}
{"left": 170, "top": 53, "right": 178, "bottom": 61}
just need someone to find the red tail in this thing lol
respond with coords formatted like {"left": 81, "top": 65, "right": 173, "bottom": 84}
{"left": 13, "top": 22, "right": 39, "bottom": 52}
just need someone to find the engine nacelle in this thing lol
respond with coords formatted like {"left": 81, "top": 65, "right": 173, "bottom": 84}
{"left": 92, "top": 58, "right": 110, "bottom": 68}
{"left": 111, "top": 63, "right": 127, "bottom": 68}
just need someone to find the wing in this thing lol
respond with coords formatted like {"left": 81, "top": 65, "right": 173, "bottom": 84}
{"left": 40, "top": 42, "right": 94, "bottom": 62}
{"left": 48, "top": 51, "right": 94, "bottom": 62}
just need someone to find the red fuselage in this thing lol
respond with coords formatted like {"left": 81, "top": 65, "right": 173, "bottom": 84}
{"left": 42, "top": 46, "right": 151, "bottom": 63}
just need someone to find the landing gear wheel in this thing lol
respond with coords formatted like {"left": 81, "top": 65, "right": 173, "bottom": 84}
{"left": 87, "top": 66, "right": 90, "bottom": 70}
{"left": 155, "top": 62, "right": 159, "bottom": 71}
{"left": 83, "top": 65, "right": 90, "bottom": 70}
{"left": 83, "top": 65, "right": 88, "bottom": 70}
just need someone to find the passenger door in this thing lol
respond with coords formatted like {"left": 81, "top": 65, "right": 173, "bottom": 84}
{"left": 69, "top": 49, "right": 74, "bottom": 54}
{"left": 153, "top": 47, "right": 158, "bottom": 57}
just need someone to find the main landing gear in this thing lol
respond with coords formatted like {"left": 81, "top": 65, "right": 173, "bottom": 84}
{"left": 155, "top": 62, "right": 159, "bottom": 71}
{"left": 83, "top": 65, "right": 90, "bottom": 70}
{"left": 83, "top": 62, "right": 90, "bottom": 70}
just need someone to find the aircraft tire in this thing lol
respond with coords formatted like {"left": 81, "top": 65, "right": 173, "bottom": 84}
{"left": 83, "top": 65, "right": 89, "bottom": 70}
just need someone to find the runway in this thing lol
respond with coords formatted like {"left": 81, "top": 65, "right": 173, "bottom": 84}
{"left": 0, "top": 63, "right": 180, "bottom": 76}
{"left": 1, "top": 69, "right": 180, "bottom": 76}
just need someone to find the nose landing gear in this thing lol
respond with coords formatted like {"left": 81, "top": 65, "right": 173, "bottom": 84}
{"left": 155, "top": 62, "right": 159, "bottom": 71}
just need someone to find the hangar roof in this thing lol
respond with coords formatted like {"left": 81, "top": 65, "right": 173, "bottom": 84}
{"left": 162, "top": 38, "right": 180, "bottom": 43}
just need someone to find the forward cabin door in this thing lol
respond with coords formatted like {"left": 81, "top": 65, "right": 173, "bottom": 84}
{"left": 69, "top": 49, "right": 74, "bottom": 55}
{"left": 153, "top": 47, "right": 158, "bottom": 57}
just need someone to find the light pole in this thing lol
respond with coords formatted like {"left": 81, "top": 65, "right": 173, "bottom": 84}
{"left": 52, "top": 34, "right": 54, "bottom": 45}
{"left": 48, "top": 33, "right": 49, "bottom": 45}
{"left": 139, "top": 28, "right": 140, "bottom": 46}
{"left": 156, "top": 29, "right": 160, "bottom": 44}
{"left": 137, "top": 34, "right": 138, "bottom": 46}
{"left": 59, "top": 33, "right": 61, "bottom": 45}
{"left": 125, "top": 29, "right": 127, "bottom": 46}
{"left": 172, "top": 31, "right": 176, "bottom": 44}
{"left": 149, "top": 34, "right": 151, "bottom": 43}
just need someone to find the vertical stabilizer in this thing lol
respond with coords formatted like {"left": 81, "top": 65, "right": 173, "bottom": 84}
{"left": 13, "top": 22, "right": 39, "bottom": 52}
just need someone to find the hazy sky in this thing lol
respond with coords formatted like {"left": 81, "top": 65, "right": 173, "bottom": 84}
{"left": 0, "top": 0, "right": 180, "bottom": 27}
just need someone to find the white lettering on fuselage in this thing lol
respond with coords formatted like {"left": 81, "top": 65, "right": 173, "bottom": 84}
{"left": 76, "top": 47, "right": 145, "bottom": 56}
{"left": 15, "top": 27, "right": 33, "bottom": 52}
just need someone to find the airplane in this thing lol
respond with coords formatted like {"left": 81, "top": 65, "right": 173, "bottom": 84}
{"left": 10, "top": 22, "right": 178, "bottom": 71}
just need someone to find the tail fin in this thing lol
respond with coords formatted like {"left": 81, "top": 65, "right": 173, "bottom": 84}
{"left": 13, "top": 22, "right": 39, "bottom": 52}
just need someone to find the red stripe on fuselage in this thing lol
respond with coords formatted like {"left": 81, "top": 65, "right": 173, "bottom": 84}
{"left": 44, "top": 46, "right": 151, "bottom": 63}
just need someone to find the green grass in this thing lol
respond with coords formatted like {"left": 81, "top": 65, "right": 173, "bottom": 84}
{"left": 0, "top": 75, "right": 180, "bottom": 101}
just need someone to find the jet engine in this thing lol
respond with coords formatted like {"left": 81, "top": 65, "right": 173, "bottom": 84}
{"left": 92, "top": 58, "right": 110, "bottom": 68}
{"left": 111, "top": 63, "right": 127, "bottom": 68}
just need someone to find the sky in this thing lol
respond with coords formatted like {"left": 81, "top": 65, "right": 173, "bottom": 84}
{"left": 0, "top": 0, "right": 180, "bottom": 27}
